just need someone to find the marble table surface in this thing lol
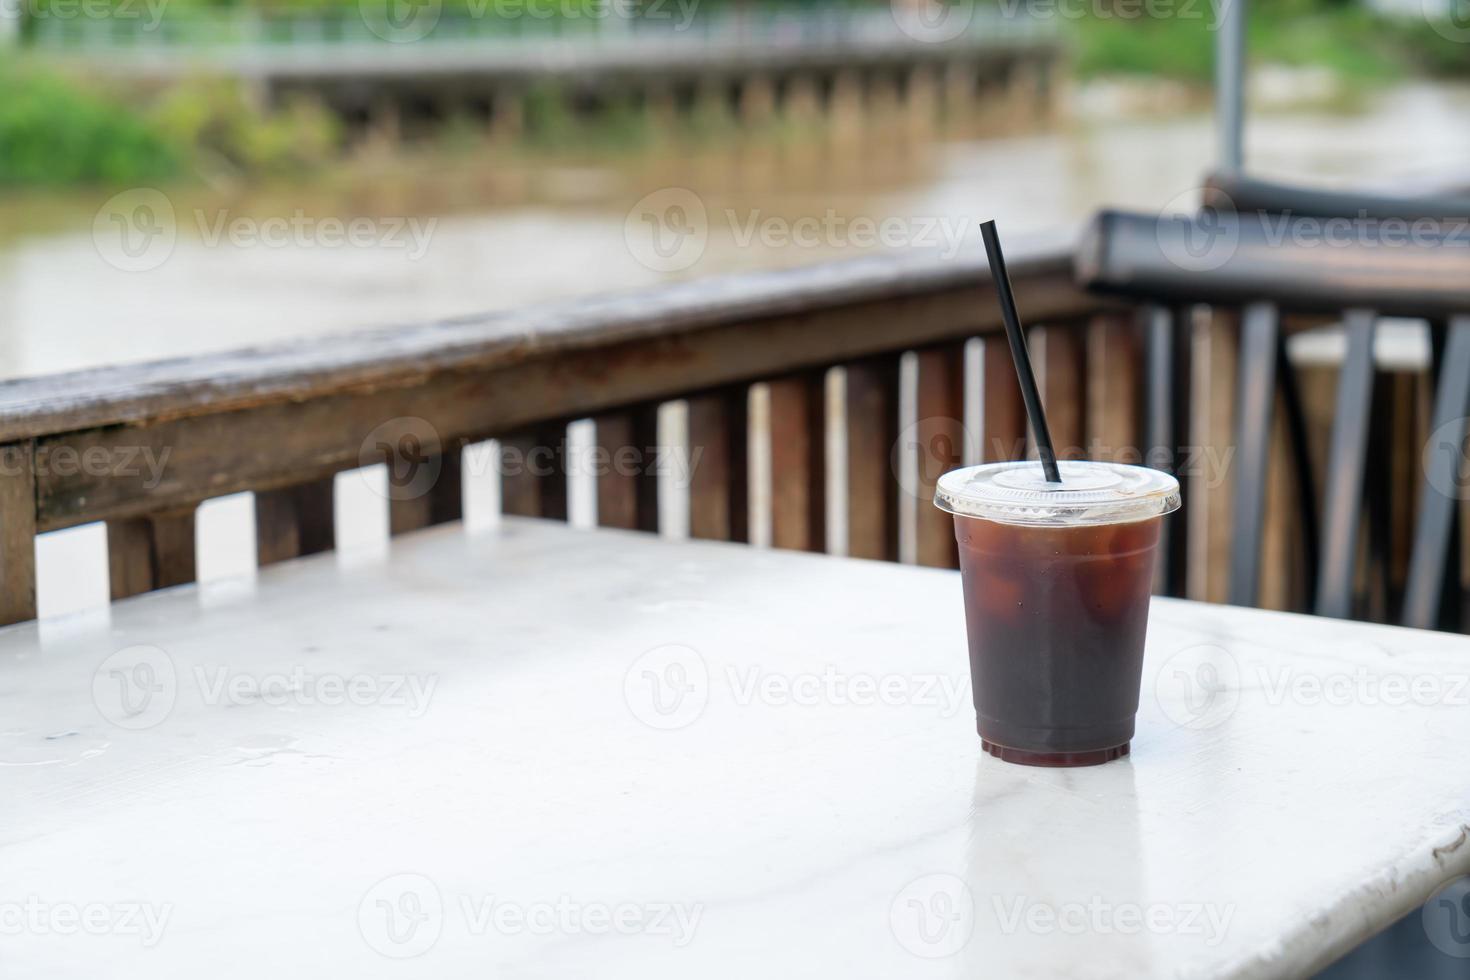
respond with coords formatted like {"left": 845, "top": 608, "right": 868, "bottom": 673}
{"left": 4, "top": 518, "right": 1470, "bottom": 979}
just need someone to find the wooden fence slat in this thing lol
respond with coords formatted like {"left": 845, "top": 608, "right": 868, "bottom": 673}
{"left": 0, "top": 442, "right": 37, "bottom": 625}
{"left": 107, "top": 507, "right": 197, "bottom": 601}
{"left": 1085, "top": 312, "right": 1141, "bottom": 464}
{"left": 768, "top": 374, "right": 826, "bottom": 553}
{"left": 914, "top": 344, "right": 965, "bottom": 568}
{"left": 1035, "top": 323, "right": 1085, "bottom": 459}
{"left": 1189, "top": 308, "right": 1239, "bottom": 604}
{"left": 389, "top": 449, "right": 464, "bottom": 537}
{"left": 1315, "top": 310, "right": 1378, "bottom": 619}
{"left": 687, "top": 389, "right": 749, "bottom": 543}
{"left": 1228, "top": 302, "right": 1280, "bottom": 608}
{"left": 981, "top": 336, "right": 1024, "bottom": 463}
{"left": 256, "top": 476, "right": 336, "bottom": 567}
{"left": 596, "top": 407, "right": 659, "bottom": 532}
{"left": 501, "top": 425, "right": 568, "bottom": 520}
{"left": 844, "top": 359, "right": 899, "bottom": 561}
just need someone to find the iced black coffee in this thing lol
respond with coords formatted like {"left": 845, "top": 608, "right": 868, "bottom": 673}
{"left": 935, "top": 461, "right": 1181, "bottom": 767}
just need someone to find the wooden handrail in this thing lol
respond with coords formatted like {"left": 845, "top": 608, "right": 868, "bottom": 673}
{"left": 0, "top": 233, "right": 1083, "bottom": 444}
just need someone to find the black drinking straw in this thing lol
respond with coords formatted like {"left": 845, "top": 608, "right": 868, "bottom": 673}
{"left": 979, "top": 219, "right": 1062, "bottom": 484}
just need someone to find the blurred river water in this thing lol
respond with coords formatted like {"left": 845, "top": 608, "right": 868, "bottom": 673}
{"left": 4, "top": 82, "right": 1470, "bottom": 381}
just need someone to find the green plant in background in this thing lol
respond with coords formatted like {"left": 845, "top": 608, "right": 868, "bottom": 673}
{"left": 150, "top": 78, "right": 340, "bottom": 176}
{"left": 1068, "top": 0, "right": 1466, "bottom": 85}
{"left": 0, "top": 63, "right": 340, "bottom": 187}
{"left": 0, "top": 64, "right": 181, "bottom": 184}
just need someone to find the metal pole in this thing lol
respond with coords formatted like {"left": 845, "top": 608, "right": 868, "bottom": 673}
{"left": 1215, "top": 0, "right": 1246, "bottom": 174}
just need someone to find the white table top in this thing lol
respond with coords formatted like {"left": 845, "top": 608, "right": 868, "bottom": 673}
{"left": 5, "top": 519, "right": 1470, "bottom": 979}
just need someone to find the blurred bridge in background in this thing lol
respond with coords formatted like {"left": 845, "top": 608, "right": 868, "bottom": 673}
{"left": 21, "top": 5, "right": 1062, "bottom": 139}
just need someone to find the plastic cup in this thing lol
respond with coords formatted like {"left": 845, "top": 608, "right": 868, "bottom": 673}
{"left": 934, "top": 460, "right": 1181, "bottom": 767}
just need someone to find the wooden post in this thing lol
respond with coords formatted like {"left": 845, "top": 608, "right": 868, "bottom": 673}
{"left": 981, "top": 336, "right": 1025, "bottom": 464}
{"left": 914, "top": 344, "right": 965, "bottom": 568}
{"left": 256, "top": 476, "right": 337, "bottom": 566}
{"left": 0, "top": 441, "right": 37, "bottom": 624}
{"left": 783, "top": 75, "right": 820, "bottom": 123}
{"left": 501, "top": 424, "right": 568, "bottom": 521}
{"left": 1189, "top": 308, "right": 1239, "bottom": 604}
{"left": 687, "top": 389, "right": 749, "bottom": 543}
{"left": 389, "top": 449, "right": 464, "bottom": 536}
{"left": 844, "top": 358, "right": 900, "bottom": 562}
{"left": 490, "top": 88, "right": 524, "bottom": 142}
{"left": 906, "top": 66, "right": 939, "bottom": 135}
{"left": 1033, "top": 323, "right": 1086, "bottom": 460}
{"left": 596, "top": 407, "right": 659, "bottom": 532}
{"left": 768, "top": 373, "right": 826, "bottom": 552}
{"left": 107, "top": 506, "right": 197, "bottom": 601}
{"left": 739, "top": 75, "right": 776, "bottom": 125}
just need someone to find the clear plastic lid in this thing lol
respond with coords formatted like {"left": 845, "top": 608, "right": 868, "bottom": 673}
{"left": 934, "top": 460, "right": 1180, "bottom": 527}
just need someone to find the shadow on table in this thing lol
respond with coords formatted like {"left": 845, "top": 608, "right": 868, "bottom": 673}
{"left": 1315, "top": 877, "right": 1470, "bottom": 979}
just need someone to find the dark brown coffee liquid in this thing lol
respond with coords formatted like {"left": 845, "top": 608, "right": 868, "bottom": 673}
{"left": 955, "top": 515, "right": 1162, "bottom": 766}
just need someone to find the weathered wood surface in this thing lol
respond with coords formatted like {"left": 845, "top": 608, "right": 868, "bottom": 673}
{"left": 0, "top": 239, "right": 1083, "bottom": 443}
{"left": 26, "top": 245, "right": 1100, "bottom": 534}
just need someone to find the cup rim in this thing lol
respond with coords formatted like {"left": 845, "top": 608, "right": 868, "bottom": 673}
{"left": 933, "top": 460, "right": 1181, "bottom": 527}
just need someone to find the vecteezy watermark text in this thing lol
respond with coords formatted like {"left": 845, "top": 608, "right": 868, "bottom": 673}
{"left": 92, "top": 644, "right": 439, "bottom": 730}
{"left": 1155, "top": 193, "right": 1470, "bottom": 274}
{"left": 357, "top": 414, "right": 703, "bottom": 504}
{"left": 94, "top": 189, "right": 437, "bottom": 273}
{"left": 623, "top": 645, "right": 970, "bottom": 730}
{"left": 991, "top": 896, "right": 1235, "bottom": 946}
{"left": 0, "top": 898, "right": 173, "bottom": 947}
{"left": 1258, "top": 665, "right": 1470, "bottom": 708}
{"left": 15, "top": 444, "right": 172, "bottom": 489}
{"left": 357, "top": 874, "right": 702, "bottom": 958}
{"left": 996, "top": 0, "right": 1233, "bottom": 23}
{"left": 193, "top": 666, "right": 438, "bottom": 718}
{"left": 0, "top": 0, "right": 168, "bottom": 28}
{"left": 726, "top": 665, "right": 968, "bottom": 716}
{"left": 358, "top": 0, "right": 698, "bottom": 43}
{"left": 625, "top": 188, "right": 975, "bottom": 272}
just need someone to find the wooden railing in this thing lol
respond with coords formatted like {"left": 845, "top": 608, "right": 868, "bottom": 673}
{"left": 0, "top": 234, "right": 1106, "bottom": 624}
{"left": 1, "top": 217, "right": 1464, "bottom": 633}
